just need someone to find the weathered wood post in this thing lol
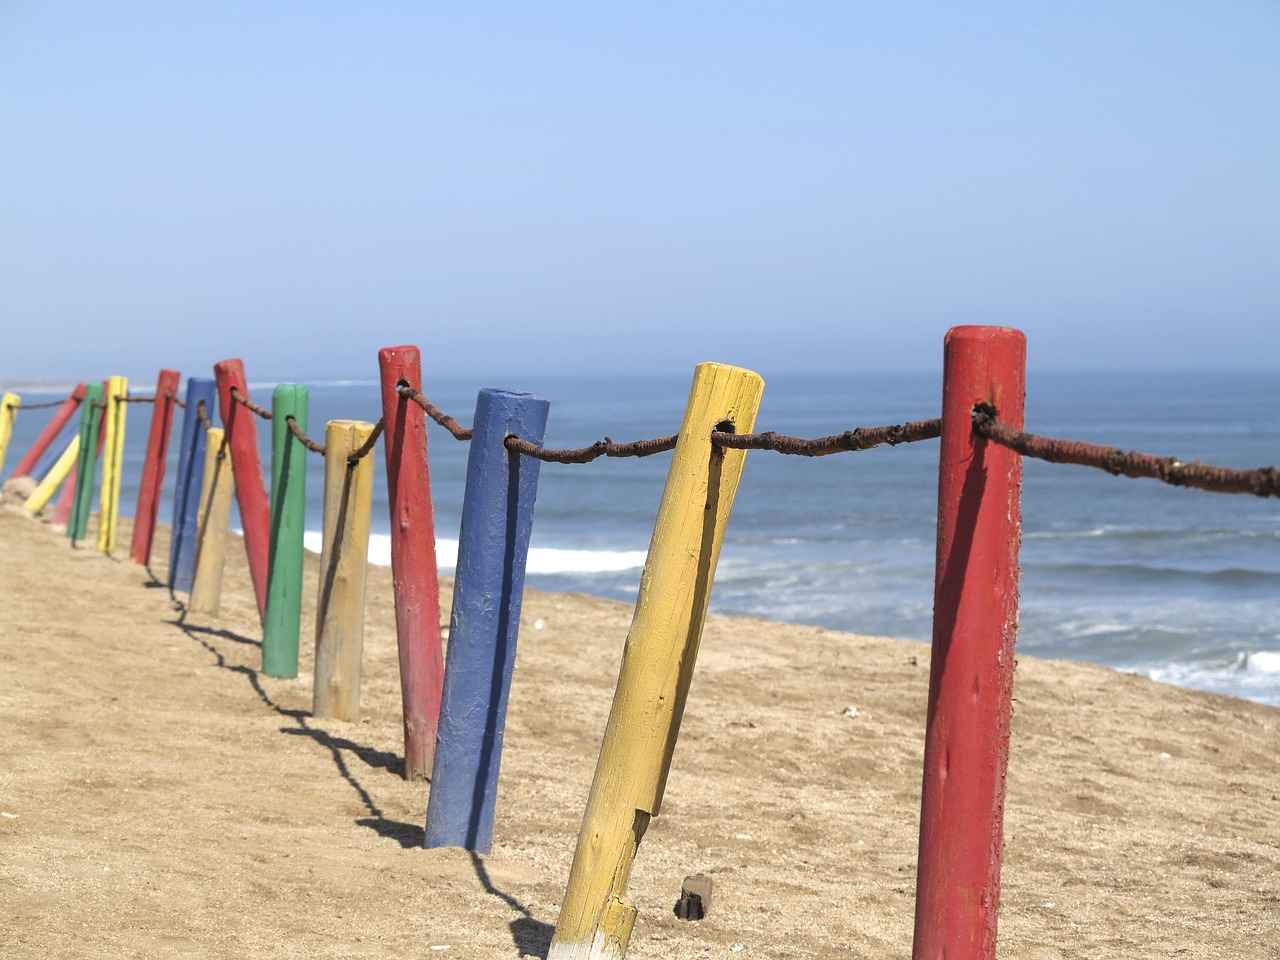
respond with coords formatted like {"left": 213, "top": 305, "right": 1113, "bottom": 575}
{"left": 97, "top": 376, "right": 129, "bottom": 554}
{"left": 130, "top": 368, "right": 182, "bottom": 567}
{"left": 549, "top": 362, "right": 764, "bottom": 960}
{"left": 313, "top": 421, "right": 377, "bottom": 722}
{"left": 69, "top": 383, "right": 106, "bottom": 545}
{"left": 0, "top": 393, "right": 19, "bottom": 477}
{"left": 378, "top": 345, "right": 445, "bottom": 781}
{"left": 23, "top": 437, "right": 80, "bottom": 514}
{"left": 189, "top": 429, "right": 235, "bottom": 615}
{"left": 169, "top": 378, "right": 217, "bottom": 592}
{"left": 8, "top": 384, "right": 85, "bottom": 481}
{"left": 912, "top": 325, "right": 1025, "bottom": 960}
{"left": 263, "top": 384, "right": 309, "bottom": 679}
{"left": 424, "top": 388, "right": 549, "bottom": 853}
{"left": 51, "top": 459, "right": 78, "bottom": 527}
{"left": 213, "top": 359, "right": 271, "bottom": 621}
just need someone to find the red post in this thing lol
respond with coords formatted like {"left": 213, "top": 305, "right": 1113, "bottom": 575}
{"left": 130, "top": 369, "right": 182, "bottom": 566}
{"left": 9, "top": 384, "right": 86, "bottom": 480}
{"left": 52, "top": 460, "right": 78, "bottom": 526}
{"left": 213, "top": 359, "right": 271, "bottom": 621}
{"left": 378, "top": 346, "right": 445, "bottom": 781}
{"left": 912, "top": 326, "right": 1025, "bottom": 960}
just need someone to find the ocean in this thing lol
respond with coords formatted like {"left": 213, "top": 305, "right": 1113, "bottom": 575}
{"left": 7, "top": 369, "right": 1280, "bottom": 708}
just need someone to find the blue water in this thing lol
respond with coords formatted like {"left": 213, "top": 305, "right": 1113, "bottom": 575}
{"left": 7, "top": 370, "right": 1280, "bottom": 707}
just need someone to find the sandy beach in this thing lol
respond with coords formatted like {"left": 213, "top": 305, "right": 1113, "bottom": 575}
{"left": 1, "top": 501, "right": 1277, "bottom": 959}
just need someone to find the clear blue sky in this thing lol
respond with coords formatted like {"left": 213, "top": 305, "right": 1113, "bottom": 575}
{"left": 2, "top": 2, "right": 1277, "bottom": 384}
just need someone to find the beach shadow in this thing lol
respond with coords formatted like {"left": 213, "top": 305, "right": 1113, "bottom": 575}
{"left": 167, "top": 615, "right": 262, "bottom": 648}
{"left": 470, "top": 851, "right": 555, "bottom": 958}
{"left": 355, "top": 816, "right": 424, "bottom": 848}
{"left": 166, "top": 614, "right": 405, "bottom": 828}
{"left": 279, "top": 725, "right": 405, "bottom": 777}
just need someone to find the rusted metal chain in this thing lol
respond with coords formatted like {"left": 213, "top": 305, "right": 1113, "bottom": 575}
{"left": 285, "top": 415, "right": 326, "bottom": 455}
{"left": 285, "top": 415, "right": 385, "bottom": 462}
{"left": 712, "top": 418, "right": 942, "bottom": 455}
{"left": 3, "top": 396, "right": 72, "bottom": 410}
{"left": 972, "top": 405, "right": 1280, "bottom": 499}
{"left": 505, "top": 433, "right": 679, "bottom": 463}
{"left": 92, "top": 400, "right": 108, "bottom": 411}
{"left": 166, "top": 389, "right": 186, "bottom": 408}
{"left": 119, "top": 395, "right": 157, "bottom": 403}
{"left": 347, "top": 418, "right": 385, "bottom": 463}
{"left": 196, "top": 399, "right": 212, "bottom": 430}
{"left": 229, "top": 386, "right": 273, "bottom": 420}
{"left": 504, "top": 416, "right": 942, "bottom": 464}
{"left": 396, "top": 382, "right": 473, "bottom": 440}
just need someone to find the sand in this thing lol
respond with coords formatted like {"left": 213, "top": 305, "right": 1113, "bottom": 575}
{"left": 1, "top": 501, "right": 1277, "bottom": 959}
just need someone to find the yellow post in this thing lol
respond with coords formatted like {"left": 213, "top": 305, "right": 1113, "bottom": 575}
{"left": 549, "top": 362, "right": 764, "bottom": 960}
{"left": 97, "top": 376, "right": 129, "bottom": 554}
{"left": 0, "top": 392, "right": 19, "bottom": 476}
{"left": 313, "top": 420, "right": 376, "bottom": 723}
{"left": 23, "top": 436, "right": 80, "bottom": 515}
{"left": 189, "top": 429, "right": 235, "bottom": 615}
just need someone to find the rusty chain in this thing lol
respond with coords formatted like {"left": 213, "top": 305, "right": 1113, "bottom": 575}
{"left": 285, "top": 414, "right": 385, "bottom": 463}
{"left": 195, "top": 399, "right": 212, "bottom": 430}
{"left": 396, "top": 383, "right": 473, "bottom": 440}
{"left": 206, "top": 381, "right": 1279, "bottom": 501}
{"left": 2, "top": 396, "right": 72, "bottom": 410}
{"left": 972, "top": 405, "right": 1280, "bottom": 499}
{"left": 229, "top": 386, "right": 273, "bottom": 420}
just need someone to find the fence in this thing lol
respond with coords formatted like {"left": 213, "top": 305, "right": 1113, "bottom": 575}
{"left": 2, "top": 324, "right": 1276, "bottom": 960}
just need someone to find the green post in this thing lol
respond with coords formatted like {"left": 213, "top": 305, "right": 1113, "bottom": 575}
{"left": 69, "top": 383, "right": 105, "bottom": 545}
{"left": 263, "top": 384, "right": 309, "bottom": 678}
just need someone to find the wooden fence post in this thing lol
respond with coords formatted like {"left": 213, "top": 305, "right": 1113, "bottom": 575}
{"left": 130, "top": 368, "right": 181, "bottom": 567}
{"left": 23, "top": 437, "right": 80, "bottom": 514}
{"left": 189, "top": 429, "right": 235, "bottom": 615}
{"left": 378, "top": 345, "right": 445, "bottom": 781}
{"left": 68, "top": 383, "right": 105, "bottom": 546}
{"left": 313, "top": 421, "right": 377, "bottom": 722}
{"left": 8, "top": 384, "right": 85, "bottom": 481}
{"left": 213, "top": 359, "right": 271, "bottom": 621}
{"left": 97, "top": 376, "right": 129, "bottom": 554}
{"left": 424, "top": 388, "right": 549, "bottom": 853}
{"left": 0, "top": 393, "right": 19, "bottom": 477}
{"left": 169, "top": 378, "right": 217, "bottom": 592}
{"left": 911, "top": 325, "right": 1026, "bottom": 960}
{"left": 51, "top": 459, "right": 78, "bottom": 528}
{"left": 549, "top": 362, "right": 764, "bottom": 960}
{"left": 263, "top": 384, "right": 310, "bottom": 679}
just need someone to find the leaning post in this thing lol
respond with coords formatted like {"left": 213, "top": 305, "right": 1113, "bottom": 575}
{"left": 549, "top": 362, "right": 764, "bottom": 960}
{"left": 169, "top": 378, "right": 217, "bottom": 592}
{"left": 424, "top": 387, "right": 549, "bottom": 852}
{"left": 911, "top": 325, "right": 1026, "bottom": 960}
{"left": 23, "top": 437, "right": 80, "bottom": 515}
{"left": 8, "top": 384, "right": 85, "bottom": 481}
{"left": 378, "top": 345, "right": 445, "bottom": 781}
{"left": 130, "top": 368, "right": 182, "bottom": 566}
{"left": 213, "top": 359, "right": 272, "bottom": 621}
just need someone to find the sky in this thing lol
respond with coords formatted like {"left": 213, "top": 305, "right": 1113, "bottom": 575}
{"left": 1, "top": 1, "right": 1278, "bottom": 385}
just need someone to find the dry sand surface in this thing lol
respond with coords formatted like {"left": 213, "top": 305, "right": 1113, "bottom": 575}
{"left": 1, "top": 501, "right": 1277, "bottom": 959}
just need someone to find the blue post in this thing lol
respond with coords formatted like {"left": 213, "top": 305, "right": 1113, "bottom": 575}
{"left": 168, "top": 377, "right": 216, "bottom": 593}
{"left": 424, "top": 388, "right": 549, "bottom": 853}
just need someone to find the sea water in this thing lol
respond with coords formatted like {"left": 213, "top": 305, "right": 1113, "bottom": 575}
{"left": 8, "top": 370, "right": 1279, "bottom": 707}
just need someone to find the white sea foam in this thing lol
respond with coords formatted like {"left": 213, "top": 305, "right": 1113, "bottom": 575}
{"left": 302, "top": 531, "right": 645, "bottom": 575}
{"left": 1245, "top": 650, "right": 1280, "bottom": 674}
